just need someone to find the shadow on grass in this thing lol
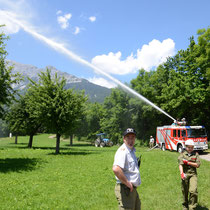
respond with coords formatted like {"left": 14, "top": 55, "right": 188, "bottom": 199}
{"left": 68, "top": 146, "right": 116, "bottom": 152}
{"left": 9, "top": 143, "right": 28, "bottom": 145}
{"left": 1, "top": 144, "right": 116, "bottom": 155}
{"left": 196, "top": 205, "right": 209, "bottom": 210}
{"left": 64, "top": 143, "right": 93, "bottom": 147}
{"left": 33, "top": 146, "right": 69, "bottom": 150}
{"left": 3, "top": 142, "right": 28, "bottom": 148}
{"left": 0, "top": 158, "right": 41, "bottom": 173}
{"left": 13, "top": 144, "right": 116, "bottom": 152}
{"left": 48, "top": 146, "right": 117, "bottom": 155}
{"left": 48, "top": 151, "right": 95, "bottom": 155}
{"left": 13, "top": 146, "right": 69, "bottom": 151}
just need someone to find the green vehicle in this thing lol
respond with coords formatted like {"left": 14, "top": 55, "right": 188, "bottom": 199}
{"left": 95, "top": 133, "right": 113, "bottom": 147}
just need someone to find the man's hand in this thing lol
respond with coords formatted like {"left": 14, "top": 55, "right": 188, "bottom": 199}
{"left": 126, "top": 181, "right": 133, "bottom": 192}
{"left": 113, "top": 165, "right": 134, "bottom": 192}
{"left": 183, "top": 159, "right": 189, "bottom": 165}
{"left": 181, "top": 173, "right": 186, "bottom": 180}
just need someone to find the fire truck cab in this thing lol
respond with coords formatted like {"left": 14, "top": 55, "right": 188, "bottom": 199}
{"left": 156, "top": 125, "right": 208, "bottom": 153}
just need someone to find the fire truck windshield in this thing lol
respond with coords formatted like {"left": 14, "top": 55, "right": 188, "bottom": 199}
{"left": 187, "top": 128, "right": 207, "bottom": 138}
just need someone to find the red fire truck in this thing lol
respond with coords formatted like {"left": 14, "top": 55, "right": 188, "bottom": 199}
{"left": 156, "top": 125, "right": 208, "bottom": 153}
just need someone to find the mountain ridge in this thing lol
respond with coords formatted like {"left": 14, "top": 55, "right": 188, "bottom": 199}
{"left": 7, "top": 60, "right": 111, "bottom": 103}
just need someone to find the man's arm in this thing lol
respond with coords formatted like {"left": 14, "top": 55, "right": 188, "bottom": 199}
{"left": 178, "top": 153, "right": 186, "bottom": 180}
{"left": 112, "top": 165, "right": 133, "bottom": 192}
{"left": 183, "top": 160, "right": 200, "bottom": 168}
{"left": 179, "top": 164, "right": 183, "bottom": 174}
{"left": 179, "top": 165, "right": 186, "bottom": 180}
{"left": 189, "top": 162, "right": 200, "bottom": 168}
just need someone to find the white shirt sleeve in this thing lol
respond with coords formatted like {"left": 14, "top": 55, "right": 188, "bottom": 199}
{"left": 113, "top": 149, "right": 126, "bottom": 169}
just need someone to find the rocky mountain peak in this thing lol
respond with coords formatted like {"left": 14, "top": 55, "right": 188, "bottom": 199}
{"left": 7, "top": 60, "right": 111, "bottom": 103}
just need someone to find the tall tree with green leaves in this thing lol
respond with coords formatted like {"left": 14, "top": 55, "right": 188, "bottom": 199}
{"left": 86, "top": 102, "right": 104, "bottom": 139}
{"left": 131, "top": 28, "right": 210, "bottom": 135}
{"left": 154, "top": 29, "right": 210, "bottom": 129}
{"left": 27, "top": 69, "right": 86, "bottom": 154}
{"left": 100, "top": 88, "right": 132, "bottom": 144}
{"left": 0, "top": 26, "right": 19, "bottom": 118}
{"left": 5, "top": 95, "right": 41, "bottom": 147}
{"left": 71, "top": 102, "right": 103, "bottom": 143}
{"left": 5, "top": 97, "right": 26, "bottom": 144}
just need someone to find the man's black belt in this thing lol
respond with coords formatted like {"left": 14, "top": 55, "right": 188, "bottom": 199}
{"left": 119, "top": 183, "right": 137, "bottom": 189}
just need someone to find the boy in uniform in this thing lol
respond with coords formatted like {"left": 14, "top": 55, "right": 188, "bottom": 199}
{"left": 178, "top": 140, "right": 201, "bottom": 210}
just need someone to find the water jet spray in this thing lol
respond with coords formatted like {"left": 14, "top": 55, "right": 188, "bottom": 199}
{"left": 5, "top": 11, "right": 175, "bottom": 121}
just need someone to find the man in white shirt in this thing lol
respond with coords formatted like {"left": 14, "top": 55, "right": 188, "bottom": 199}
{"left": 112, "top": 128, "right": 141, "bottom": 210}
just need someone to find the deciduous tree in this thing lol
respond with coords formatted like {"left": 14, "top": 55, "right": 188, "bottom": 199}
{"left": 5, "top": 95, "right": 41, "bottom": 147}
{"left": 27, "top": 69, "right": 86, "bottom": 154}
{"left": 0, "top": 26, "right": 19, "bottom": 118}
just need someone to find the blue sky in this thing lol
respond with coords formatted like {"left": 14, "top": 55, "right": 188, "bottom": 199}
{"left": 0, "top": 0, "right": 209, "bottom": 88}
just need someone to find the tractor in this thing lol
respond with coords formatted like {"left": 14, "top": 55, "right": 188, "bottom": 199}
{"left": 95, "top": 133, "right": 113, "bottom": 147}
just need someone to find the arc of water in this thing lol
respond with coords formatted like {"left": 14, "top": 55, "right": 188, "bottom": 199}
{"left": 5, "top": 12, "right": 175, "bottom": 121}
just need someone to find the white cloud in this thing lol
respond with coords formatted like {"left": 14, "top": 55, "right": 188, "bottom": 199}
{"left": 136, "top": 39, "right": 175, "bottom": 70}
{"left": 91, "top": 39, "right": 175, "bottom": 75}
{"left": 57, "top": 13, "right": 72, "bottom": 29}
{"left": 56, "top": 10, "right": 62, "bottom": 15}
{"left": 74, "top": 26, "right": 80, "bottom": 35}
{"left": 88, "top": 77, "right": 117, "bottom": 88}
{"left": 89, "top": 16, "right": 96, "bottom": 22}
{"left": 0, "top": 0, "right": 33, "bottom": 34}
{"left": 0, "top": 10, "right": 20, "bottom": 34}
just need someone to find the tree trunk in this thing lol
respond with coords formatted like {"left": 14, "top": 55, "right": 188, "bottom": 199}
{"left": 70, "top": 135, "right": 73, "bottom": 146}
{"left": 28, "top": 134, "right": 34, "bottom": 148}
{"left": 15, "top": 135, "right": 18, "bottom": 144}
{"left": 56, "top": 133, "right": 61, "bottom": 154}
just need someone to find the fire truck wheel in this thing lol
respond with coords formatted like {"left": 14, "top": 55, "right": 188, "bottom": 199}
{"left": 177, "top": 145, "right": 183, "bottom": 153}
{"left": 161, "top": 144, "right": 165, "bottom": 151}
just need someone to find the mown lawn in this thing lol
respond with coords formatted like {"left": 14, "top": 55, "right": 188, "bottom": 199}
{"left": 0, "top": 134, "right": 209, "bottom": 210}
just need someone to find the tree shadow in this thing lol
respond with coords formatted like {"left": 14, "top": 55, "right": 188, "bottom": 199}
{"left": 33, "top": 146, "right": 69, "bottom": 150}
{"left": 64, "top": 143, "right": 93, "bottom": 147}
{"left": 14, "top": 146, "right": 69, "bottom": 151}
{"left": 1, "top": 144, "right": 116, "bottom": 154}
{"left": 48, "top": 150, "right": 100, "bottom": 156}
{"left": 0, "top": 158, "right": 41, "bottom": 173}
{"left": 65, "top": 146, "right": 116, "bottom": 153}
{"left": 4, "top": 142, "right": 28, "bottom": 148}
{"left": 196, "top": 205, "right": 209, "bottom": 210}
{"left": 9, "top": 143, "right": 28, "bottom": 145}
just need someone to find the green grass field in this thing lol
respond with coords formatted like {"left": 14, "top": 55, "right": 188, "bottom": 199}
{"left": 0, "top": 134, "right": 209, "bottom": 210}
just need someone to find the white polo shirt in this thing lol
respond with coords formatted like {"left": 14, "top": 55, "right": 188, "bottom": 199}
{"left": 113, "top": 143, "right": 141, "bottom": 187}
